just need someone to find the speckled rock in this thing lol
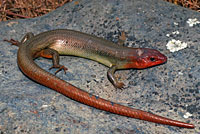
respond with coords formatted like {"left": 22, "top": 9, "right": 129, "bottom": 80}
{"left": 0, "top": 0, "right": 199, "bottom": 134}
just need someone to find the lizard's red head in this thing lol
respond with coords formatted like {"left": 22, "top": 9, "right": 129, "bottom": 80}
{"left": 124, "top": 48, "right": 167, "bottom": 69}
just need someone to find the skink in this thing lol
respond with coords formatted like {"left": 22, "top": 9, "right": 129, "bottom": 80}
{"left": 5, "top": 29, "right": 194, "bottom": 128}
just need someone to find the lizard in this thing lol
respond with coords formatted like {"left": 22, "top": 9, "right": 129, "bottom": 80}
{"left": 4, "top": 29, "right": 194, "bottom": 128}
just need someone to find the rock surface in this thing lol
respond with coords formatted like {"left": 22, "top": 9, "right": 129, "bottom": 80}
{"left": 0, "top": 0, "right": 199, "bottom": 133}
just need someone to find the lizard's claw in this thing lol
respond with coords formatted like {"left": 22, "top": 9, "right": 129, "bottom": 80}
{"left": 49, "top": 65, "right": 68, "bottom": 74}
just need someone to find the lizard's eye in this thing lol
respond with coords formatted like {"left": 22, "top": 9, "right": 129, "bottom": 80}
{"left": 150, "top": 57, "right": 156, "bottom": 62}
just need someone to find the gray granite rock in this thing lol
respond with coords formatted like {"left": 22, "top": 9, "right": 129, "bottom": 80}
{"left": 0, "top": 0, "right": 199, "bottom": 133}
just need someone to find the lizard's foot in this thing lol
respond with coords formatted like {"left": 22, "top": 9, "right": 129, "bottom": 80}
{"left": 115, "top": 82, "right": 125, "bottom": 89}
{"left": 4, "top": 39, "right": 20, "bottom": 46}
{"left": 49, "top": 65, "right": 68, "bottom": 74}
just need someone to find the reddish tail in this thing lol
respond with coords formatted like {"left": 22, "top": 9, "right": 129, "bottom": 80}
{"left": 59, "top": 83, "right": 195, "bottom": 128}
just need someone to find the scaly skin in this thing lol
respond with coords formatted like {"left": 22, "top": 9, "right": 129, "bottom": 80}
{"left": 5, "top": 29, "right": 194, "bottom": 128}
